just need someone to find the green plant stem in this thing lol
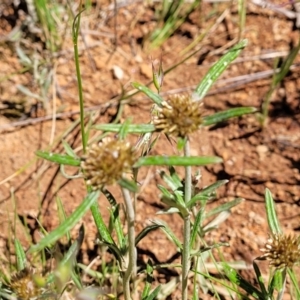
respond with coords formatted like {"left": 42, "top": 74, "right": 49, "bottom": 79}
{"left": 182, "top": 139, "right": 191, "bottom": 300}
{"left": 122, "top": 187, "right": 136, "bottom": 300}
{"left": 72, "top": 9, "right": 87, "bottom": 154}
{"left": 277, "top": 268, "right": 287, "bottom": 300}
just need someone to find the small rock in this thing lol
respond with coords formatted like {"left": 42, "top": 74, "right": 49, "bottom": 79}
{"left": 112, "top": 65, "right": 124, "bottom": 80}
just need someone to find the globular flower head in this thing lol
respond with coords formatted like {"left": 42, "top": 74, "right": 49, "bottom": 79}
{"left": 153, "top": 94, "right": 202, "bottom": 137}
{"left": 81, "top": 139, "right": 137, "bottom": 189}
{"left": 260, "top": 234, "right": 300, "bottom": 269}
{"left": 9, "top": 268, "right": 43, "bottom": 300}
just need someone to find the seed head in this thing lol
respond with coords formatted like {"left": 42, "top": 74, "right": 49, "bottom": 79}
{"left": 153, "top": 94, "right": 202, "bottom": 137}
{"left": 260, "top": 234, "right": 300, "bottom": 269}
{"left": 81, "top": 139, "right": 137, "bottom": 189}
{"left": 9, "top": 268, "right": 43, "bottom": 300}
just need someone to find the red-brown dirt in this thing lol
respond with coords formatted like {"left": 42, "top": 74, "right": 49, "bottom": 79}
{"left": 0, "top": 0, "right": 299, "bottom": 298}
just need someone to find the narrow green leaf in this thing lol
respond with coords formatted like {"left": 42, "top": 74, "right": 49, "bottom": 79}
{"left": 56, "top": 196, "right": 70, "bottom": 241}
{"left": 205, "top": 198, "right": 243, "bottom": 219}
{"left": 287, "top": 268, "right": 300, "bottom": 299}
{"left": 46, "top": 226, "right": 84, "bottom": 285}
{"left": 135, "top": 156, "right": 222, "bottom": 167}
{"left": 194, "top": 39, "right": 248, "bottom": 100}
{"left": 200, "top": 180, "right": 229, "bottom": 196}
{"left": 102, "top": 242, "right": 125, "bottom": 265}
{"left": 152, "top": 220, "right": 182, "bottom": 250}
{"left": 62, "top": 140, "right": 77, "bottom": 158}
{"left": 158, "top": 184, "right": 174, "bottom": 199}
{"left": 222, "top": 263, "right": 263, "bottom": 299}
{"left": 132, "top": 82, "right": 163, "bottom": 105}
{"left": 253, "top": 261, "right": 269, "bottom": 297}
{"left": 190, "top": 209, "right": 204, "bottom": 249}
{"left": 145, "top": 285, "right": 162, "bottom": 300}
{"left": 29, "top": 191, "right": 99, "bottom": 252}
{"left": 191, "top": 243, "right": 229, "bottom": 256}
{"left": 90, "top": 202, "right": 114, "bottom": 244}
{"left": 119, "top": 118, "right": 132, "bottom": 140}
{"left": 15, "top": 239, "right": 26, "bottom": 271}
{"left": 142, "top": 260, "right": 154, "bottom": 299}
{"left": 136, "top": 224, "right": 164, "bottom": 246}
{"left": 36, "top": 150, "right": 81, "bottom": 166}
{"left": 265, "top": 189, "right": 281, "bottom": 235}
{"left": 118, "top": 178, "right": 138, "bottom": 192}
{"left": 110, "top": 205, "right": 126, "bottom": 250}
{"left": 202, "top": 107, "right": 257, "bottom": 126}
{"left": 159, "top": 167, "right": 183, "bottom": 191}
{"left": 93, "top": 123, "right": 155, "bottom": 134}
{"left": 187, "top": 194, "right": 209, "bottom": 208}
{"left": 101, "top": 188, "right": 117, "bottom": 207}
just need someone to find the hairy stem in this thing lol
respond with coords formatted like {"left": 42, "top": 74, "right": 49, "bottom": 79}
{"left": 182, "top": 139, "right": 191, "bottom": 300}
{"left": 122, "top": 187, "right": 136, "bottom": 300}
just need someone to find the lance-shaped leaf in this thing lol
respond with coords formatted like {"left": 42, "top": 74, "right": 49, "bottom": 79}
{"left": 194, "top": 39, "right": 248, "bottom": 100}
{"left": 93, "top": 123, "right": 155, "bottom": 134}
{"left": 36, "top": 150, "right": 81, "bottom": 166}
{"left": 135, "top": 156, "right": 222, "bottom": 167}
{"left": 152, "top": 219, "right": 182, "bottom": 250}
{"left": 136, "top": 224, "right": 164, "bottom": 246}
{"left": 265, "top": 188, "right": 281, "bottom": 235}
{"left": 29, "top": 191, "right": 99, "bottom": 252}
{"left": 202, "top": 107, "right": 257, "bottom": 126}
{"left": 221, "top": 263, "right": 263, "bottom": 299}
{"left": 132, "top": 82, "right": 163, "bottom": 106}
{"left": 15, "top": 238, "right": 26, "bottom": 271}
{"left": 205, "top": 198, "right": 243, "bottom": 219}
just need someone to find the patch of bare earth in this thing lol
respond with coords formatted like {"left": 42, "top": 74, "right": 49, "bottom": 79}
{"left": 0, "top": 0, "right": 299, "bottom": 297}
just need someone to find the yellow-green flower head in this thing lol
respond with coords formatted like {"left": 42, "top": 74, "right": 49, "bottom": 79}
{"left": 81, "top": 139, "right": 137, "bottom": 189}
{"left": 10, "top": 268, "right": 42, "bottom": 300}
{"left": 154, "top": 94, "right": 202, "bottom": 137}
{"left": 260, "top": 234, "right": 300, "bottom": 269}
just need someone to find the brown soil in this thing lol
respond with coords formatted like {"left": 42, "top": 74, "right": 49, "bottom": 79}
{"left": 0, "top": 0, "right": 299, "bottom": 298}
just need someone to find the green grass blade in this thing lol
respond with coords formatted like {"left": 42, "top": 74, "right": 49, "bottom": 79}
{"left": 36, "top": 150, "right": 81, "bottom": 166}
{"left": 29, "top": 191, "right": 99, "bottom": 252}
{"left": 132, "top": 82, "right": 163, "bottom": 105}
{"left": 265, "top": 189, "right": 281, "bottom": 235}
{"left": 93, "top": 123, "right": 155, "bottom": 134}
{"left": 194, "top": 39, "right": 248, "bottom": 100}
{"left": 14, "top": 238, "right": 26, "bottom": 271}
{"left": 202, "top": 107, "right": 257, "bottom": 126}
{"left": 135, "top": 156, "right": 222, "bottom": 167}
{"left": 205, "top": 198, "right": 243, "bottom": 218}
